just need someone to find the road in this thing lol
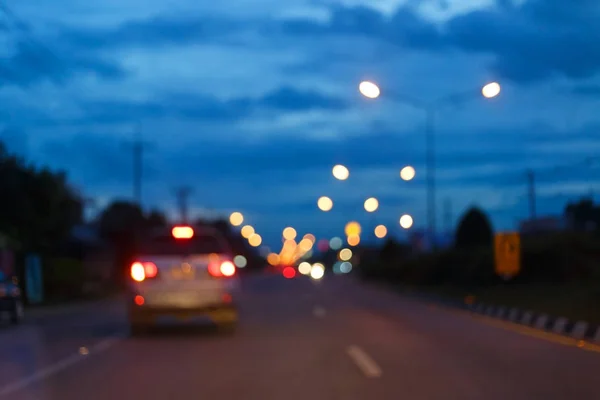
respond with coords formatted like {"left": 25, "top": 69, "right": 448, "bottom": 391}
{"left": 1, "top": 273, "right": 599, "bottom": 399}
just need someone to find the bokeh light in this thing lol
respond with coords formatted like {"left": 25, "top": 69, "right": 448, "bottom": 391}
{"left": 283, "top": 227, "right": 297, "bottom": 240}
{"left": 364, "top": 197, "right": 379, "bottom": 212}
{"left": 339, "top": 248, "right": 352, "bottom": 261}
{"left": 317, "top": 196, "right": 333, "bottom": 211}
{"left": 317, "top": 239, "right": 329, "bottom": 252}
{"left": 347, "top": 235, "right": 360, "bottom": 246}
{"left": 267, "top": 253, "right": 280, "bottom": 266}
{"left": 332, "top": 164, "right": 350, "bottom": 180}
{"left": 298, "top": 262, "right": 312, "bottom": 275}
{"left": 283, "top": 266, "right": 296, "bottom": 279}
{"left": 374, "top": 225, "right": 387, "bottom": 238}
{"left": 482, "top": 82, "right": 501, "bottom": 98}
{"left": 303, "top": 233, "right": 316, "bottom": 243}
{"left": 241, "top": 225, "right": 254, "bottom": 238}
{"left": 400, "top": 214, "right": 414, "bottom": 229}
{"left": 359, "top": 81, "right": 380, "bottom": 99}
{"left": 329, "top": 237, "right": 343, "bottom": 250}
{"left": 310, "top": 263, "right": 325, "bottom": 280}
{"left": 400, "top": 166, "right": 416, "bottom": 181}
{"left": 248, "top": 233, "right": 262, "bottom": 247}
{"left": 233, "top": 255, "right": 247, "bottom": 268}
{"left": 229, "top": 212, "right": 244, "bottom": 226}
{"left": 299, "top": 238, "right": 313, "bottom": 252}
{"left": 345, "top": 221, "right": 361, "bottom": 236}
{"left": 340, "top": 262, "right": 352, "bottom": 273}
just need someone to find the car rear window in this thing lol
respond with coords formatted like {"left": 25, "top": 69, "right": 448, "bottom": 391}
{"left": 137, "top": 234, "right": 228, "bottom": 255}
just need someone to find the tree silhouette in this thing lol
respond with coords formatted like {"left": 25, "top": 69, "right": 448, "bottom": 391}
{"left": 455, "top": 206, "right": 493, "bottom": 249}
{"left": 565, "top": 198, "right": 599, "bottom": 232}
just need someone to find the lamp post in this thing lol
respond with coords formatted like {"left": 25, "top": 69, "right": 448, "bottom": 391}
{"left": 359, "top": 81, "right": 501, "bottom": 247}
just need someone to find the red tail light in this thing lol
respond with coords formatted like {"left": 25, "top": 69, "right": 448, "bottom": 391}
{"left": 208, "top": 260, "right": 236, "bottom": 278}
{"left": 130, "top": 262, "right": 158, "bottom": 282}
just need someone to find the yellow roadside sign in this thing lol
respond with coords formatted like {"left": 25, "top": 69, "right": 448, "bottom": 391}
{"left": 494, "top": 232, "right": 521, "bottom": 277}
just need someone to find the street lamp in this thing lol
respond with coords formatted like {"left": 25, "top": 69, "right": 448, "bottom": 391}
{"left": 400, "top": 166, "right": 416, "bottom": 181}
{"left": 400, "top": 214, "right": 413, "bottom": 229}
{"left": 317, "top": 196, "right": 333, "bottom": 211}
{"left": 332, "top": 164, "right": 349, "bottom": 180}
{"left": 358, "top": 81, "right": 380, "bottom": 99}
{"left": 364, "top": 197, "right": 379, "bottom": 212}
{"left": 229, "top": 211, "right": 244, "bottom": 226}
{"left": 359, "top": 80, "right": 501, "bottom": 246}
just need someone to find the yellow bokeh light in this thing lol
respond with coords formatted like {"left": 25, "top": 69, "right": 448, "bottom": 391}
{"left": 482, "top": 82, "right": 501, "bottom": 98}
{"left": 400, "top": 166, "right": 416, "bottom": 181}
{"left": 332, "top": 164, "right": 349, "bottom": 180}
{"left": 241, "top": 225, "right": 254, "bottom": 238}
{"left": 283, "top": 227, "right": 297, "bottom": 240}
{"left": 344, "top": 221, "right": 361, "bottom": 236}
{"left": 299, "top": 238, "right": 313, "bottom": 251}
{"left": 267, "top": 253, "right": 280, "bottom": 266}
{"left": 229, "top": 212, "right": 244, "bottom": 226}
{"left": 347, "top": 235, "right": 360, "bottom": 246}
{"left": 303, "top": 233, "right": 316, "bottom": 243}
{"left": 374, "top": 225, "right": 387, "bottom": 238}
{"left": 248, "top": 233, "right": 262, "bottom": 247}
{"left": 317, "top": 196, "right": 333, "bottom": 212}
{"left": 364, "top": 197, "right": 379, "bottom": 212}
{"left": 339, "top": 248, "right": 352, "bottom": 261}
{"left": 359, "top": 81, "right": 380, "bottom": 99}
{"left": 400, "top": 214, "right": 414, "bottom": 229}
{"left": 283, "top": 239, "right": 296, "bottom": 249}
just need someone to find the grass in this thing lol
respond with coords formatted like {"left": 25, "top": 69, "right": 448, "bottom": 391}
{"left": 409, "top": 283, "right": 600, "bottom": 325}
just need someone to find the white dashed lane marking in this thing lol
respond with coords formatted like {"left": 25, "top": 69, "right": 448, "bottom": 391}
{"left": 0, "top": 337, "right": 121, "bottom": 397}
{"left": 347, "top": 345, "right": 382, "bottom": 378}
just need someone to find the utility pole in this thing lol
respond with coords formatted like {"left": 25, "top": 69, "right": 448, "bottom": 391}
{"left": 425, "top": 107, "right": 436, "bottom": 247}
{"left": 133, "top": 124, "right": 143, "bottom": 208}
{"left": 526, "top": 169, "right": 536, "bottom": 221}
{"left": 175, "top": 186, "right": 193, "bottom": 223}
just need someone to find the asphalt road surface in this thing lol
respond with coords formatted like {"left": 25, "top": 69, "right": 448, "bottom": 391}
{"left": 1, "top": 273, "right": 599, "bottom": 399}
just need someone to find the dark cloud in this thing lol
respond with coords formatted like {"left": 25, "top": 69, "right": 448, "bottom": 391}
{"left": 260, "top": 86, "right": 347, "bottom": 111}
{"left": 0, "top": 39, "right": 126, "bottom": 88}
{"left": 277, "top": 1, "right": 600, "bottom": 84}
{"left": 70, "top": 86, "right": 348, "bottom": 125}
{"left": 59, "top": 14, "right": 249, "bottom": 51}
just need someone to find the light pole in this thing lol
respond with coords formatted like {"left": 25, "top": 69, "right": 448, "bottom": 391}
{"left": 359, "top": 81, "right": 501, "bottom": 247}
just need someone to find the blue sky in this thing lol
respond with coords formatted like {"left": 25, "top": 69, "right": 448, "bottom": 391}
{"left": 1, "top": 0, "right": 600, "bottom": 249}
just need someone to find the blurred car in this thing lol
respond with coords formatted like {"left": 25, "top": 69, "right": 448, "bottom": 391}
{"left": 127, "top": 225, "right": 240, "bottom": 335}
{"left": 0, "top": 271, "right": 24, "bottom": 324}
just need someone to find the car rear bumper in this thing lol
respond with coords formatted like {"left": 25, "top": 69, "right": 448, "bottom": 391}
{"left": 128, "top": 303, "right": 238, "bottom": 325}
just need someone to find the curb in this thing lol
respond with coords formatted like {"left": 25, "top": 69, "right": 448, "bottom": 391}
{"left": 393, "top": 286, "right": 600, "bottom": 343}
{"left": 464, "top": 301, "right": 600, "bottom": 342}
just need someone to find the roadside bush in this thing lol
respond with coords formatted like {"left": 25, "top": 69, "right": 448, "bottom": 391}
{"left": 44, "top": 257, "right": 85, "bottom": 300}
{"left": 364, "top": 232, "right": 600, "bottom": 288}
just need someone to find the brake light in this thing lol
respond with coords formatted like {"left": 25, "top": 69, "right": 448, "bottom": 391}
{"left": 130, "top": 262, "right": 158, "bottom": 282}
{"left": 220, "top": 261, "right": 236, "bottom": 277}
{"left": 172, "top": 225, "right": 194, "bottom": 239}
{"left": 208, "top": 260, "right": 236, "bottom": 277}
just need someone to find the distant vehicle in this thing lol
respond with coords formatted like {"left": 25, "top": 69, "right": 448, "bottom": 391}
{"left": 0, "top": 248, "right": 24, "bottom": 324}
{"left": 127, "top": 225, "right": 240, "bottom": 335}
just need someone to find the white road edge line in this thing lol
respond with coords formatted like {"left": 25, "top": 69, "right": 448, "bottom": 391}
{"left": 0, "top": 337, "right": 121, "bottom": 397}
{"left": 346, "top": 345, "right": 382, "bottom": 378}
